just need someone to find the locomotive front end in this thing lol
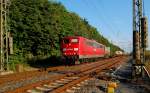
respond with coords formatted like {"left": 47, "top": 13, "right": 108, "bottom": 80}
{"left": 61, "top": 37, "right": 79, "bottom": 64}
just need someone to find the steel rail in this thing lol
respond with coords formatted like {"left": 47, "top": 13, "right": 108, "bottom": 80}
{"left": 5, "top": 56, "right": 126, "bottom": 93}
{"left": 51, "top": 57, "right": 127, "bottom": 93}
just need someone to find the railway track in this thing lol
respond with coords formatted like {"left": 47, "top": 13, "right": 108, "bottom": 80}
{"left": 0, "top": 57, "right": 119, "bottom": 85}
{"left": 4, "top": 56, "right": 128, "bottom": 93}
{"left": 50, "top": 58, "right": 126, "bottom": 93}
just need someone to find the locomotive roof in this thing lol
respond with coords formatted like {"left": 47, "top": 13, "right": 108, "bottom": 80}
{"left": 63, "top": 36, "right": 105, "bottom": 46}
{"left": 63, "top": 36, "right": 81, "bottom": 38}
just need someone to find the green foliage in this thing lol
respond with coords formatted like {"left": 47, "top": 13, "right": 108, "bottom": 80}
{"left": 8, "top": 0, "right": 122, "bottom": 65}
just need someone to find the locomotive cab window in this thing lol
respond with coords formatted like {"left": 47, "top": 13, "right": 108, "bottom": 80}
{"left": 63, "top": 39, "right": 70, "bottom": 44}
{"left": 71, "top": 39, "right": 78, "bottom": 43}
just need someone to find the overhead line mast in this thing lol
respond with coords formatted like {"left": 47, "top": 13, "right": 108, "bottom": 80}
{"left": 0, "top": 0, "right": 12, "bottom": 71}
{"left": 132, "top": 0, "right": 148, "bottom": 79}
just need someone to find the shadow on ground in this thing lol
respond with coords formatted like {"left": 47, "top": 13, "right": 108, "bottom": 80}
{"left": 27, "top": 56, "right": 65, "bottom": 68}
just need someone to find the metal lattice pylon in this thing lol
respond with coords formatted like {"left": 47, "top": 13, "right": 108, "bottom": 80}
{"left": 0, "top": 0, "right": 9, "bottom": 71}
{"left": 132, "top": 0, "right": 145, "bottom": 79}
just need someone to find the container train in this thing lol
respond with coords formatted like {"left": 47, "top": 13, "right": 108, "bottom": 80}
{"left": 61, "top": 36, "right": 110, "bottom": 65}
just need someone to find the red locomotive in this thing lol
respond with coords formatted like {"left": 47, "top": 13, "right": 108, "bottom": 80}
{"left": 61, "top": 36, "right": 109, "bottom": 64}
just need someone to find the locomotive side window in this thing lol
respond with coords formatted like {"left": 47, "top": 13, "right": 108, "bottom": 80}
{"left": 100, "top": 45, "right": 104, "bottom": 48}
{"left": 71, "top": 39, "right": 78, "bottom": 43}
{"left": 86, "top": 41, "right": 93, "bottom": 46}
{"left": 93, "top": 43, "right": 97, "bottom": 48}
{"left": 100, "top": 45, "right": 102, "bottom": 48}
{"left": 93, "top": 42, "right": 101, "bottom": 48}
{"left": 64, "top": 39, "right": 70, "bottom": 44}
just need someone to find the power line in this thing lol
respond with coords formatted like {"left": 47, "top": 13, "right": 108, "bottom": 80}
{"left": 83, "top": 0, "right": 115, "bottom": 36}
{"left": 83, "top": 0, "right": 127, "bottom": 42}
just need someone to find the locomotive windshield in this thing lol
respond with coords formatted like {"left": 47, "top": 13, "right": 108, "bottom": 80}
{"left": 63, "top": 38, "right": 78, "bottom": 44}
{"left": 63, "top": 39, "right": 70, "bottom": 44}
{"left": 71, "top": 39, "right": 78, "bottom": 43}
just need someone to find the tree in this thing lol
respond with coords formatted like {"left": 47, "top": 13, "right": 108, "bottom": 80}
{"left": 8, "top": 0, "right": 122, "bottom": 64}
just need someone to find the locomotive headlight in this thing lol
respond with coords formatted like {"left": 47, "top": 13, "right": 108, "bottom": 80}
{"left": 63, "top": 48, "right": 66, "bottom": 51}
{"left": 74, "top": 48, "right": 78, "bottom": 51}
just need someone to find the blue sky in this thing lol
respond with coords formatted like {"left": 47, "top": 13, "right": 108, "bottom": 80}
{"left": 56, "top": 0, "right": 150, "bottom": 52}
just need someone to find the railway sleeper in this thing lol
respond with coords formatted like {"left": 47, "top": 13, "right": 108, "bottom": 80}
{"left": 26, "top": 76, "right": 80, "bottom": 93}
